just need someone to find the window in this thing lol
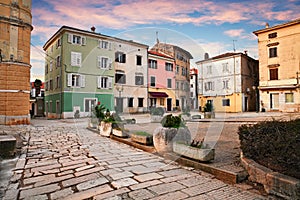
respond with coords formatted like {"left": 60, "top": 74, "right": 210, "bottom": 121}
{"left": 128, "top": 98, "right": 133, "bottom": 107}
{"left": 149, "top": 59, "right": 157, "bottom": 69}
{"left": 115, "top": 70, "right": 126, "bottom": 84}
{"left": 99, "top": 40, "right": 110, "bottom": 49}
{"left": 56, "top": 76, "right": 60, "bottom": 89}
{"left": 205, "top": 81, "right": 214, "bottom": 91}
{"left": 269, "top": 68, "right": 278, "bottom": 80}
{"left": 222, "top": 99, "right": 230, "bottom": 106}
{"left": 176, "top": 65, "right": 180, "bottom": 74}
{"left": 136, "top": 55, "right": 142, "bottom": 66}
{"left": 223, "top": 80, "right": 229, "bottom": 89}
{"left": 167, "top": 78, "right": 172, "bottom": 88}
{"left": 222, "top": 63, "right": 229, "bottom": 72}
{"left": 97, "top": 76, "right": 112, "bottom": 89}
{"left": 207, "top": 65, "right": 212, "bottom": 74}
{"left": 67, "top": 73, "right": 85, "bottom": 87}
{"left": 56, "top": 38, "right": 61, "bottom": 48}
{"left": 71, "top": 52, "right": 82, "bottom": 67}
{"left": 150, "top": 76, "right": 156, "bottom": 87}
{"left": 191, "top": 84, "right": 193, "bottom": 88}
{"left": 138, "top": 98, "right": 144, "bottom": 107}
{"left": 98, "top": 56, "right": 111, "bottom": 69}
{"left": 84, "top": 99, "right": 96, "bottom": 112}
{"left": 135, "top": 73, "right": 144, "bottom": 85}
{"left": 268, "top": 32, "right": 277, "bottom": 39}
{"left": 181, "top": 82, "right": 184, "bottom": 90}
{"left": 68, "top": 34, "right": 86, "bottom": 45}
{"left": 49, "top": 61, "right": 53, "bottom": 71}
{"left": 115, "top": 52, "right": 126, "bottom": 63}
{"left": 45, "top": 64, "right": 48, "bottom": 74}
{"left": 269, "top": 47, "right": 277, "bottom": 58}
{"left": 165, "top": 62, "right": 173, "bottom": 71}
{"left": 56, "top": 55, "right": 61, "bottom": 68}
{"left": 285, "top": 93, "right": 294, "bottom": 103}
{"left": 176, "top": 81, "right": 179, "bottom": 89}
{"left": 190, "top": 92, "right": 193, "bottom": 97}
{"left": 49, "top": 79, "right": 53, "bottom": 90}
{"left": 182, "top": 67, "right": 187, "bottom": 76}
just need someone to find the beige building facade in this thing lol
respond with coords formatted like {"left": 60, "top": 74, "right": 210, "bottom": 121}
{"left": 0, "top": 0, "right": 33, "bottom": 125}
{"left": 254, "top": 19, "right": 300, "bottom": 112}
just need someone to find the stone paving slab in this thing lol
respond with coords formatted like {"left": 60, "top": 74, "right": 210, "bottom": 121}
{"left": 1, "top": 120, "right": 271, "bottom": 200}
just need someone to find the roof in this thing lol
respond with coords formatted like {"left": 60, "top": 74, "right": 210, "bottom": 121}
{"left": 43, "top": 25, "right": 149, "bottom": 50}
{"left": 148, "top": 50, "right": 174, "bottom": 60}
{"left": 195, "top": 52, "right": 255, "bottom": 64}
{"left": 151, "top": 43, "right": 193, "bottom": 59}
{"left": 253, "top": 18, "right": 300, "bottom": 35}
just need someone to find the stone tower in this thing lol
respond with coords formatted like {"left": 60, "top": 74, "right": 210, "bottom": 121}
{"left": 0, "top": 0, "right": 33, "bottom": 125}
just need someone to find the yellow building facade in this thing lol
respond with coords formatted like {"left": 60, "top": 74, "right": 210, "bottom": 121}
{"left": 0, "top": 0, "right": 33, "bottom": 125}
{"left": 254, "top": 19, "right": 300, "bottom": 112}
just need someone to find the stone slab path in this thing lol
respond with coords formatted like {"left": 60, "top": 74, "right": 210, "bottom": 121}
{"left": 2, "top": 119, "right": 270, "bottom": 200}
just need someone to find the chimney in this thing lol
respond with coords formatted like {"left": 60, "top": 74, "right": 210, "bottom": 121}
{"left": 91, "top": 26, "right": 96, "bottom": 32}
{"left": 265, "top": 23, "right": 269, "bottom": 28}
{"left": 244, "top": 50, "right": 248, "bottom": 55}
{"left": 204, "top": 52, "right": 209, "bottom": 60}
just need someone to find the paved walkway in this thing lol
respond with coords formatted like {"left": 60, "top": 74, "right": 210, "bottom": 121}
{"left": 1, "top": 118, "right": 271, "bottom": 200}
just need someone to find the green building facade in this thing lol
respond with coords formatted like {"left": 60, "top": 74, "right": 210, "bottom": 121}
{"left": 44, "top": 26, "right": 115, "bottom": 118}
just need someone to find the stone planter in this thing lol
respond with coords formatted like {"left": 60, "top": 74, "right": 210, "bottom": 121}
{"left": 99, "top": 121, "right": 112, "bottom": 137}
{"left": 173, "top": 142, "right": 215, "bottom": 162}
{"left": 153, "top": 127, "right": 191, "bottom": 154}
{"left": 204, "top": 112, "right": 215, "bottom": 119}
{"left": 88, "top": 118, "right": 99, "bottom": 129}
{"left": 112, "top": 129, "right": 128, "bottom": 138}
{"left": 150, "top": 115, "right": 163, "bottom": 123}
{"left": 131, "top": 134, "right": 153, "bottom": 145}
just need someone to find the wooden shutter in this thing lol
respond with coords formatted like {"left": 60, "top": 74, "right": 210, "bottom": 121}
{"left": 80, "top": 75, "right": 85, "bottom": 87}
{"left": 108, "top": 42, "right": 112, "bottom": 51}
{"left": 67, "top": 74, "right": 72, "bottom": 87}
{"left": 97, "top": 56, "right": 102, "bottom": 68}
{"left": 81, "top": 37, "right": 86, "bottom": 46}
{"left": 108, "top": 58, "right": 112, "bottom": 69}
{"left": 68, "top": 34, "right": 72, "bottom": 43}
{"left": 98, "top": 40, "right": 102, "bottom": 48}
{"left": 108, "top": 77, "right": 113, "bottom": 89}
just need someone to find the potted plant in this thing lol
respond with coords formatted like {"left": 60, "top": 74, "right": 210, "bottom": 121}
{"left": 173, "top": 139, "right": 215, "bottom": 162}
{"left": 93, "top": 103, "right": 113, "bottom": 137}
{"left": 204, "top": 102, "right": 215, "bottom": 119}
{"left": 131, "top": 131, "right": 153, "bottom": 145}
{"left": 150, "top": 107, "right": 165, "bottom": 123}
{"left": 153, "top": 114, "right": 191, "bottom": 154}
{"left": 111, "top": 113, "right": 128, "bottom": 138}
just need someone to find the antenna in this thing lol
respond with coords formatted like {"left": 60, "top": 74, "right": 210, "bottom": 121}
{"left": 156, "top": 31, "right": 159, "bottom": 44}
{"left": 232, "top": 40, "right": 237, "bottom": 52}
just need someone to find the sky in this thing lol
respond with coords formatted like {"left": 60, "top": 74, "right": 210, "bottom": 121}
{"left": 30, "top": 0, "right": 300, "bottom": 81}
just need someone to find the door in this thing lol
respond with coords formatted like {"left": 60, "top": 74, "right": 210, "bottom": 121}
{"left": 244, "top": 96, "right": 248, "bottom": 112}
{"left": 270, "top": 93, "right": 279, "bottom": 109}
{"left": 116, "top": 97, "right": 123, "bottom": 113}
{"left": 167, "top": 98, "right": 172, "bottom": 112}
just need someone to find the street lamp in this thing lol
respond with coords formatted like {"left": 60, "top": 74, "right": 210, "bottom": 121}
{"left": 252, "top": 86, "right": 259, "bottom": 112}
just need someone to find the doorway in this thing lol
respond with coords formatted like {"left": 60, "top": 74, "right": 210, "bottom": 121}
{"left": 270, "top": 93, "right": 279, "bottom": 110}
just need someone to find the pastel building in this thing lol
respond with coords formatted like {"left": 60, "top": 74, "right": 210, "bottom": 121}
{"left": 196, "top": 52, "right": 259, "bottom": 112}
{"left": 190, "top": 68, "right": 199, "bottom": 110}
{"left": 253, "top": 19, "right": 300, "bottom": 112}
{"left": 148, "top": 50, "right": 176, "bottom": 111}
{"left": 43, "top": 26, "right": 148, "bottom": 118}
{"left": 151, "top": 43, "right": 193, "bottom": 111}
{"left": 0, "top": 0, "right": 33, "bottom": 125}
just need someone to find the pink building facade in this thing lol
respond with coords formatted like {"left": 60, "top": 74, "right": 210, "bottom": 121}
{"left": 148, "top": 51, "right": 176, "bottom": 111}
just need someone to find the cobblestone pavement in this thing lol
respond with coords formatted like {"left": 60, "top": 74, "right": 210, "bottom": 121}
{"left": 1, "top": 118, "right": 272, "bottom": 200}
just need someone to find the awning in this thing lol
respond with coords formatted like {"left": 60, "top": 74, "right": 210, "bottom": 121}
{"left": 149, "top": 92, "right": 168, "bottom": 98}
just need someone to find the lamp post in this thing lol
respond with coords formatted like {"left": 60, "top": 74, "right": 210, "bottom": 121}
{"left": 252, "top": 86, "right": 259, "bottom": 112}
{"left": 115, "top": 85, "right": 123, "bottom": 113}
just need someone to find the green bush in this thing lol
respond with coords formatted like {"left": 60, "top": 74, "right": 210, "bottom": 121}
{"left": 238, "top": 119, "right": 300, "bottom": 179}
{"left": 161, "top": 114, "right": 185, "bottom": 128}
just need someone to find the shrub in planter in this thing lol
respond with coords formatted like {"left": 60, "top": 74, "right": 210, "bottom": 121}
{"left": 153, "top": 114, "right": 191, "bottom": 153}
{"left": 203, "top": 102, "right": 215, "bottom": 119}
{"left": 238, "top": 119, "right": 300, "bottom": 179}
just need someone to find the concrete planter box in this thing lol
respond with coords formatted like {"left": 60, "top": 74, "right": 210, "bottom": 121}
{"left": 204, "top": 112, "right": 215, "bottom": 119}
{"left": 99, "top": 121, "right": 112, "bottom": 137}
{"left": 131, "top": 134, "right": 153, "bottom": 145}
{"left": 112, "top": 129, "right": 128, "bottom": 138}
{"left": 153, "top": 127, "right": 191, "bottom": 154}
{"left": 0, "top": 135, "right": 16, "bottom": 158}
{"left": 173, "top": 142, "right": 215, "bottom": 162}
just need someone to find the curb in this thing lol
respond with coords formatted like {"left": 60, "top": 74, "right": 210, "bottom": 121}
{"left": 240, "top": 152, "right": 300, "bottom": 199}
